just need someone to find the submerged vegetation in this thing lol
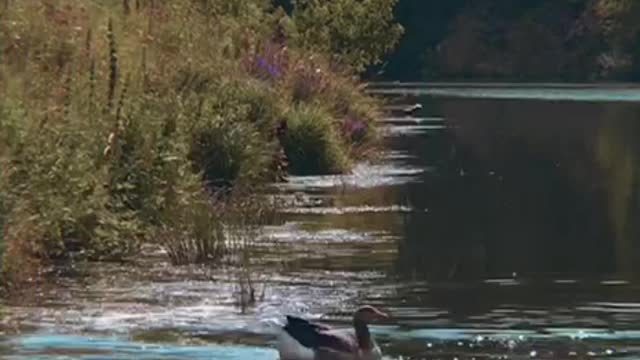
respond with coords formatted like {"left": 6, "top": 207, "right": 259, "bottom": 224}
{"left": 0, "top": 0, "right": 401, "bottom": 284}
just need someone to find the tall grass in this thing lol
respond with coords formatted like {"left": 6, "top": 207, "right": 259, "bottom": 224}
{"left": 0, "top": 0, "right": 389, "bottom": 284}
{"left": 281, "top": 50, "right": 383, "bottom": 147}
{"left": 282, "top": 104, "right": 351, "bottom": 175}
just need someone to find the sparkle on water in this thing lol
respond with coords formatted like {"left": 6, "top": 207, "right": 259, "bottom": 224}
{"left": 4, "top": 83, "right": 640, "bottom": 359}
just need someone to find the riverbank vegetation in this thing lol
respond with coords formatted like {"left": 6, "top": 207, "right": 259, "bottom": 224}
{"left": 0, "top": 0, "right": 402, "bottom": 285}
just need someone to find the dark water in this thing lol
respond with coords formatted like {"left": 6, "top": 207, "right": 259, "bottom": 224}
{"left": 3, "top": 84, "right": 640, "bottom": 359}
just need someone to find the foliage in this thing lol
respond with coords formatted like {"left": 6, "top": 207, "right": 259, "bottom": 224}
{"left": 188, "top": 94, "right": 277, "bottom": 192}
{"left": 594, "top": 0, "right": 640, "bottom": 44}
{"left": 431, "top": 1, "right": 602, "bottom": 80}
{"left": 290, "top": 0, "right": 404, "bottom": 72}
{"left": 593, "top": 0, "right": 640, "bottom": 78}
{"left": 0, "top": 0, "right": 386, "bottom": 282}
{"left": 278, "top": 50, "right": 381, "bottom": 154}
{"left": 380, "top": 0, "right": 640, "bottom": 81}
{"left": 282, "top": 104, "right": 351, "bottom": 175}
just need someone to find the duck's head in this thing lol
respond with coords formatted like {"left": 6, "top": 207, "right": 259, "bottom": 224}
{"left": 354, "top": 305, "right": 389, "bottom": 324}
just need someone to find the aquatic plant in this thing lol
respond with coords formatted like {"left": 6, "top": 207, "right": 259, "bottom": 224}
{"left": 155, "top": 182, "right": 227, "bottom": 265}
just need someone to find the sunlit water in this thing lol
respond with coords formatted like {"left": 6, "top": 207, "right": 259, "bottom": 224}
{"left": 4, "top": 83, "right": 640, "bottom": 359}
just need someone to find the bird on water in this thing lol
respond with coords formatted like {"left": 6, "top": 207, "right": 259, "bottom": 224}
{"left": 403, "top": 103, "right": 423, "bottom": 115}
{"left": 277, "top": 305, "right": 389, "bottom": 360}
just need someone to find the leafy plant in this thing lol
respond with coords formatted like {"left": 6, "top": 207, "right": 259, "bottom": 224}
{"left": 291, "top": 0, "right": 404, "bottom": 72}
{"left": 189, "top": 97, "right": 277, "bottom": 192}
{"left": 282, "top": 104, "right": 351, "bottom": 175}
{"left": 0, "top": 0, "right": 386, "bottom": 283}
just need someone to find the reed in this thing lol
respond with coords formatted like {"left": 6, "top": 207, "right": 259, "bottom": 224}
{"left": 0, "top": 0, "right": 390, "bottom": 284}
{"left": 107, "top": 18, "right": 118, "bottom": 112}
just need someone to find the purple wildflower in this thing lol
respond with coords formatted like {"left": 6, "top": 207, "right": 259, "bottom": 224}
{"left": 256, "top": 56, "right": 282, "bottom": 79}
{"left": 343, "top": 118, "right": 367, "bottom": 141}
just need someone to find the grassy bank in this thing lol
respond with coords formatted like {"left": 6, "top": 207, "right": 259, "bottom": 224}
{"left": 0, "top": 0, "right": 401, "bottom": 284}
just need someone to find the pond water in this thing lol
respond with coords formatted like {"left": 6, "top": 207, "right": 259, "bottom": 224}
{"left": 3, "top": 84, "right": 640, "bottom": 359}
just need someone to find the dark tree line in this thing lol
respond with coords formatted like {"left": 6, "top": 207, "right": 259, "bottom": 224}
{"left": 273, "top": 0, "right": 640, "bottom": 80}
{"left": 380, "top": 0, "right": 640, "bottom": 81}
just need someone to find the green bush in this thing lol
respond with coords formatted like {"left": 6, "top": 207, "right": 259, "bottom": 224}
{"left": 0, "top": 0, "right": 388, "bottom": 281}
{"left": 0, "top": 95, "right": 142, "bottom": 261}
{"left": 282, "top": 104, "right": 350, "bottom": 175}
{"left": 278, "top": 53, "right": 381, "bottom": 156}
{"left": 291, "top": 0, "right": 404, "bottom": 72}
{"left": 189, "top": 94, "right": 278, "bottom": 192}
{"left": 205, "top": 79, "right": 284, "bottom": 137}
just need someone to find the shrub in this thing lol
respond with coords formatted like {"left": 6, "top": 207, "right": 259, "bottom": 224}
{"left": 278, "top": 51, "right": 381, "bottom": 156}
{"left": 0, "top": 96, "right": 142, "bottom": 261}
{"left": 3, "top": 118, "right": 102, "bottom": 258}
{"left": 188, "top": 95, "right": 278, "bottom": 193}
{"left": 206, "top": 79, "right": 284, "bottom": 137}
{"left": 337, "top": 88, "right": 382, "bottom": 155}
{"left": 284, "top": 54, "right": 332, "bottom": 104}
{"left": 0, "top": 0, "right": 389, "bottom": 281}
{"left": 290, "top": 0, "right": 404, "bottom": 72}
{"left": 282, "top": 104, "right": 350, "bottom": 175}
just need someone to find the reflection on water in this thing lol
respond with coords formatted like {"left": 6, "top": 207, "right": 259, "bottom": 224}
{"left": 398, "top": 95, "right": 640, "bottom": 280}
{"left": 0, "top": 334, "right": 278, "bottom": 360}
{"left": 4, "top": 84, "right": 640, "bottom": 359}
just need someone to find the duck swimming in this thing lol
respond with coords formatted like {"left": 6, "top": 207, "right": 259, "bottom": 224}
{"left": 277, "top": 305, "right": 388, "bottom": 360}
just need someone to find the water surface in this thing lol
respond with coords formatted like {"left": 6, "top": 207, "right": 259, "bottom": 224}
{"left": 4, "top": 83, "right": 640, "bottom": 359}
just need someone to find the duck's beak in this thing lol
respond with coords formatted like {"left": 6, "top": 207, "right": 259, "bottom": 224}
{"left": 374, "top": 308, "right": 389, "bottom": 320}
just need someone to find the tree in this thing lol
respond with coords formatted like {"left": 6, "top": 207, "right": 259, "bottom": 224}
{"left": 593, "top": 0, "right": 640, "bottom": 79}
{"left": 291, "top": 0, "right": 404, "bottom": 72}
